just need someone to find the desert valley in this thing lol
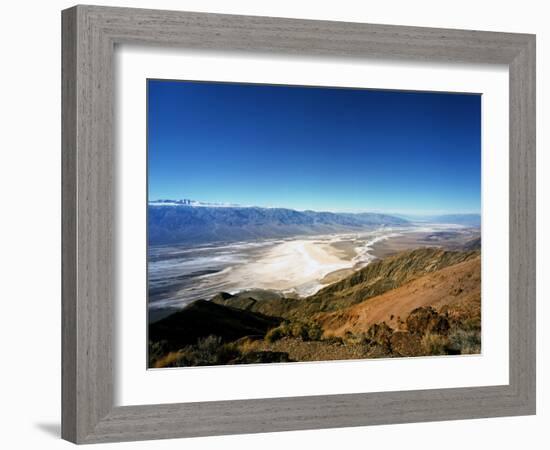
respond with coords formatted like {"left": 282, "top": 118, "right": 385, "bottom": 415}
{"left": 148, "top": 200, "right": 481, "bottom": 368}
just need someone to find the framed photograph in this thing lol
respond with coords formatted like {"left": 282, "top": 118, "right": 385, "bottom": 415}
{"left": 62, "top": 5, "right": 536, "bottom": 444}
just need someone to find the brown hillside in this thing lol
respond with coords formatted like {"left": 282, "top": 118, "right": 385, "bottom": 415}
{"left": 315, "top": 255, "right": 481, "bottom": 337}
{"left": 213, "top": 248, "right": 479, "bottom": 321}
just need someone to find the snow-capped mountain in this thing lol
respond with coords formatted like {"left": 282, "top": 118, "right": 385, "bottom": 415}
{"left": 148, "top": 199, "right": 244, "bottom": 208}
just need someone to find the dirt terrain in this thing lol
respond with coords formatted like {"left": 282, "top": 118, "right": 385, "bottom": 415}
{"left": 315, "top": 256, "right": 480, "bottom": 336}
{"left": 242, "top": 336, "right": 371, "bottom": 362}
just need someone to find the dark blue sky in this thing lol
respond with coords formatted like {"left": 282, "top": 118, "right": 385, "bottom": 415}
{"left": 148, "top": 80, "right": 481, "bottom": 214}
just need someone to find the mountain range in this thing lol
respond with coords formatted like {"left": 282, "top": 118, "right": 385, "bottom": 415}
{"left": 148, "top": 199, "right": 410, "bottom": 245}
{"left": 148, "top": 199, "right": 481, "bottom": 245}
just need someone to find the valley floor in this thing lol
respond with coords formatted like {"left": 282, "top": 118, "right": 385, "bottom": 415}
{"left": 148, "top": 224, "right": 480, "bottom": 315}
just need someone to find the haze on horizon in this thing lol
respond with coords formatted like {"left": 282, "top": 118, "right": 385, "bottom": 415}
{"left": 148, "top": 80, "right": 481, "bottom": 216}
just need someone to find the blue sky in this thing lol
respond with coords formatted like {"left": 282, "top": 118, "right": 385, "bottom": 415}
{"left": 148, "top": 80, "right": 481, "bottom": 214}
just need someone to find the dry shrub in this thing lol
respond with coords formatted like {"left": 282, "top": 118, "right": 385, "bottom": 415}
{"left": 448, "top": 328, "right": 481, "bottom": 354}
{"left": 152, "top": 351, "right": 185, "bottom": 368}
{"left": 305, "top": 322, "right": 324, "bottom": 341}
{"left": 365, "top": 322, "right": 394, "bottom": 347}
{"left": 265, "top": 325, "right": 287, "bottom": 343}
{"left": 390, "top": 331, "right": 423, "bottom": 357}
{"left": 235, "top": 336, "right": 261, "bottom": 354}
{"left": 157, "top": 335, "right": 242, "bottom": 367}
{"left": 342, "top": 331, "right": 363, "bottom": 345}
{"left": 265, "top": 321, "right": 324, "bottom": 343}
{"left": 148, "top": 340, "right": 169, "bottom": 367}
{"left": 407, "top": 307, "right": 449, "bottom": 336}
{"left": 323, "top": 335, "right": 345, "bottom": 345}
{"left": 421, "top": 333, "right": 449, "bottom": 355}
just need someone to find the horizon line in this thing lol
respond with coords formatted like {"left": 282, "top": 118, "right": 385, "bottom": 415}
{"left": 148, "top": 199, "right": 481, "bottom": 216}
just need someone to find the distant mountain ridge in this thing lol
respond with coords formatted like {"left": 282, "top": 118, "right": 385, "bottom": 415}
{"left": 428, "top": 214, "right": 481, "bottom": 227}
{"left": 148, "top": 199, "right": 410, "bottom": 245}
{"left": 395, "top": 213, "right": 481, "bottom": 227}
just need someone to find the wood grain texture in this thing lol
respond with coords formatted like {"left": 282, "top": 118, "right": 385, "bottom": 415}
{"left": 61, "top": 7, "right": 77, "bottom": 443}
{"left": 61, "top": 4, "right": 536, "bottom": 444}
{"left": 508, "top": 36, "right": 536, "bottom": 408}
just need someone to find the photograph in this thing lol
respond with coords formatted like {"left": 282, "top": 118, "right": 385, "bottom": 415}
{"left": 146, "top": 80, "right": 482, "bottom": 368}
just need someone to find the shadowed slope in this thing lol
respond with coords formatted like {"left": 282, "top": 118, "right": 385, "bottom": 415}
{"left": 149, "top": 299, "right": 281, "bottom": 351}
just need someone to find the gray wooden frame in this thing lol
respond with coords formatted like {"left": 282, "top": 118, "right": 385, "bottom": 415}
{"left": 62, "top": 4, "right": 536, "bottom": 444}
